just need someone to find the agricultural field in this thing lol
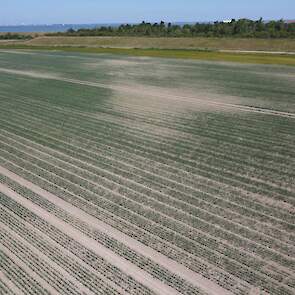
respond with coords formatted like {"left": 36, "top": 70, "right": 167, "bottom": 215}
{"left": 1, "top": 45, "right": 295, "bottom": 66}
{"left": 3, "top": 36, "right": 295, "bottom": 52}
{"left": 0, "top": 49, "right": 294, "bottom": 295}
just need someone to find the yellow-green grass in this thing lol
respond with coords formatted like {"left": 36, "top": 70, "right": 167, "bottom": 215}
{"left": 26, "top": 36, "right": 295, "bottom": 52}
{"left": 1, "top": 44, "right": 295, "bottom": 66}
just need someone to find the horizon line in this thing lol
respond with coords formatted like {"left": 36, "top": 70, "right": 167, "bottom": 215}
{"left": 1, "top": 18, "right": 294, "bottom": 27}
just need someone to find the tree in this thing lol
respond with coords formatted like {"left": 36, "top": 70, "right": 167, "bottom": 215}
{"left": 48, "top": 19, "right": 295, "bottom": 38}
{"left": 67, "top": 28, "right": 75, "bottom": 34}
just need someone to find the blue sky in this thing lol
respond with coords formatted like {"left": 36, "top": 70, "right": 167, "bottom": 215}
{"left": 1, "top": 0, "right": 294, "bottom": 25}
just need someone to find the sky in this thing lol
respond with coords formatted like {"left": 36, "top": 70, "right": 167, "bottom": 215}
{"left": 1, "top": 0, "right": 294, "bottom": 26}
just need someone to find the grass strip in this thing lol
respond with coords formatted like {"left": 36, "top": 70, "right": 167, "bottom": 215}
{"left": 1, "top": 44, "right": 295, "bottom": 66}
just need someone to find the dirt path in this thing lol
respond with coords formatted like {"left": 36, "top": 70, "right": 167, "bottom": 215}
{"left": 0, "top": 165, "right": 232, "bottom": 295}
{"left": 0, "top": 67, "right": 294, "bottom": 119}
{"left": 0, "top": 180, "right": 184, "bottom": 295}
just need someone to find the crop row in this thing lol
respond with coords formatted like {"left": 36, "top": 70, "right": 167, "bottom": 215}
{"left": 0, "top": 173, "right": 203, "bottom": 295}
{"left": 0, "top": 104, "right": 293, "bottom": 209}
{"left": 4, "top": 88, "right": 294, "bottom": 150}
{"left": 0, "top": 194, "right": 153, "bottom": 295}
{"left": 0, "top": 276, "right": 17, "bottom": 295}
{"left": 2, "top": 51, "right": 295, "bottom": 294}
{"left": 0, "top": 115, "right": 293, "bottom": 232}
{"left": 1, "top": 97, "right": 294, "bottom": 190}
{"left": 0, "top": 122, "right": 292, "bottom": 245}
{"left": 7, "top": 97, "right": 295, "bottom": 189}
{"left": 1, "top": 142, "right": 293, "bottom": 274}
{"left": 14, "top": 109, "right": 289, "bottom": 199}
{"left": 0, "top": 249, "right": 50, "bottom": 295}
{"left": 83, "top": 96, "right": 295, "bottom": 145}
{"left": 0, "top": 159, "right": 253, "bottom": 295}
{"left": 1, "top": 92, "right": 294, "bottom": 192}
{"left": 0, "top": 93, "right": 293, "bottom": 185}
{"left": 0, "top": 224, "right": 86, "bottom": 295}
{"left": 1, "top": 137, "right": 294, "bottom": 262}
{"left": 5, "top": 92, "right": 294, "bottom": 168}
{"left": 1, "top": 121, "right": 294, "bottom": 245}
{"left": 2, "top": 129, "right": 292, "bottom": 244}
{"left": 6, "top": 91, "right": 295, "bottom": 144}
{"left": 0, "top": 165, "right": 254, "bottom": 294}
{"left": 0, "top": 155, "right": 293, "bottom": 295}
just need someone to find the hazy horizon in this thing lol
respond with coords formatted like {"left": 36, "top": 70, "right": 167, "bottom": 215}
{"left": 0, "top": 18, "right": 294, "bottom": 27}
{"left": 0, "top": 0, "right": 294, "bottom": 26}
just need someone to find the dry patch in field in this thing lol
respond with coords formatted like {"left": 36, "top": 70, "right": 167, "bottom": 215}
{"left": 0, "top": 67, "right": 62, "bottom": 80}
{"left": 1, "top": 66, "right": 294, "bottom": 119}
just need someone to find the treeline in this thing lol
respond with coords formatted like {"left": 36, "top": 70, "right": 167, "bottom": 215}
{"left": 0, "top": 33, "right": 33, "bottom": 40}
{"left": 50, "top": 19, "right": 295, "bottom": 38}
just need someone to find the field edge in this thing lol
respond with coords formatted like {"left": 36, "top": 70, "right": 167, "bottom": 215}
{"left": 1, "top": 44, "right": 295, "bottom": 66}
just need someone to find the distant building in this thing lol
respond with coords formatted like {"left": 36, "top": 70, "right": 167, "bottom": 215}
{"left": 285, "top": 20, "right": 295, "bottom": 24}
{"left": 223, "top": 19, "right": 232, "bottom": 24}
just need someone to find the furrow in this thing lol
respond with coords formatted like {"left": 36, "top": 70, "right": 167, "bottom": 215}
{"left": 0, "top": 222, "right": 96, "bottom": 295}
{"left": 0, "top": 204, "right": 144, "bottom": 295}
{"left": 2, "top": 97, "right": 294, "bottom": 188}
{"left": 1, "top": 136, "right": 294, "bottom": 261}
{"left": 0, "top": 106, "right": 293, "bottom": 202}
{"left": 0, "top": 183, "right": 182, "bottom": 295}
{"left": 1, "top": 114, "right": 294, "bottom": 224}
{"left": 0, "top": 157, "right": 294, "bottom": 294}
{"left": 1, "top": 130, "right": 293, "bottom": 247}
